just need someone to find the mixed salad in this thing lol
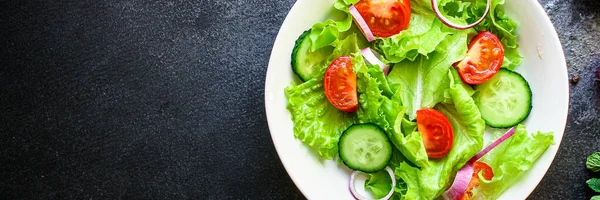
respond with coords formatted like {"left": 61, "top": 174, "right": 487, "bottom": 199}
{"left": 284, "top": 0, "right": 555, "bottom": 199}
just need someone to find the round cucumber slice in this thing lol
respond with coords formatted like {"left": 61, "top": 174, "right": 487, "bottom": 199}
{"left": 474, "top": 69, "right": 532, "bottom": 128}
{"left": 338, "top": 124, "right": 392, "bottom": 173}
{"left": 291, "top": 29, "right": 333, "bottom": 82}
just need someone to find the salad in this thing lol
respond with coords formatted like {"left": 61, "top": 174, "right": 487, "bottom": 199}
{"left": 283, "top": 0, "right": 555, "bottom": 199}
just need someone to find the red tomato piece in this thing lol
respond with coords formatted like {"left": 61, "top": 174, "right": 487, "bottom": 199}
{"left": 460, "top": 162, "right": 495, "bottom": 200}
{"left": 416, "top": 108, "right": 454, "bottom": 158}
{"left": 354, "top": 0, "right": 411, "bottom": 37}
{"left": 324, "top": 56, "right": 358, "bottom": 112}
{"left": 455, "top": 31, "right": 505, "bottom": 85}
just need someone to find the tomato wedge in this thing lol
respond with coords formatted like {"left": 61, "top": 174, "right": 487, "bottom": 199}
{"left": 324, "top": 56, "right": 358, "bottom": 112}
{"left": 455, "top": 31, "right": 505, "bottom": 85}
{"left": 459, "top": 162, "right": 495, "bottom": 200}
{"left": 416, "top": 108, "right": 454, "bottom": 158}
{"left": 354, "top": 0, "right": 411, "bottom": 37}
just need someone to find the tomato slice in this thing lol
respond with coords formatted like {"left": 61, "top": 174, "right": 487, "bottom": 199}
{"left": 324, "top": 56, "right": 358, "bottom": 112}
{"left": 354, "top": 0, "right": 411, "bottom": 37}
{"left": 459, "top": 162, "right": 495, "bottom": 200}
{"left": 416, "top": 108, "right": 454, "bottom": 158}
{"left": 455, "top": 31, "right": 505, "bottom": 85}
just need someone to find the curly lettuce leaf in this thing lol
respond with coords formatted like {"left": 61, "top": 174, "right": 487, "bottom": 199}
{"left": 284, "top": 79, "right": 357, "bottom": 159}
{"left": 387, "top": 32, "right": 468, "bottom": 119}
{"left": 472, "top": 125, "right": 554, "bottom": 199}
{"left": 308, "top": 0, "right": 359, "bottom": 51}
{"left": 389, "top": 81, "right": 485, "bottom": 200}
{"left": 373, "top": 0, "right": 477, "bottom": 63}
{"left": 356, "top": 64, "right": 429, "bottom": 167}
{"left": 284, "top": 34, "right": 362, "bottom": 159}
{"left": 365, "top": 170, "right": 394, "bottom": 198}
{"left": 373, "top": 2, "right": 445, "bottom": 63}
{"left": 309, "top": 21, "right": 341, "bottom": 52}
{"left": 393, "top": 162, "right": 424, "bottom": 200}
{"left": 387, "top": 150, "right": 420, "bottom": 200}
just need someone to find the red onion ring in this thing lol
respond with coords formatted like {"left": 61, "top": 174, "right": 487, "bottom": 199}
{"left": 360, "top": 48, "right": 390, "bottom": 76}
{"left": 349, "top": 5, "right": 375, "bottom": 42}
{"left": 349, "top": 166, "right": 396, "bottom": 200}
{"left": 442, "top": 127, "right": 516, "bottom": 200}
{"left": 431, "top": 0, "right": 491, "bottom": 30}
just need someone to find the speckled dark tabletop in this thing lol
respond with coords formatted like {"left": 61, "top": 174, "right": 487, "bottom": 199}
{"left": 0, "top": 0, "right": 598, "bottom": 199}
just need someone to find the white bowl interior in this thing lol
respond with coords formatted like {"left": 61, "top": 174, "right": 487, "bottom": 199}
{"left": 264, "top": 0, "right": 568, "bottom": 199}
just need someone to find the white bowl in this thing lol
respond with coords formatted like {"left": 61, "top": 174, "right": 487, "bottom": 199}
{"left": 264, "top": 0, "right": 569, "bottom": 199}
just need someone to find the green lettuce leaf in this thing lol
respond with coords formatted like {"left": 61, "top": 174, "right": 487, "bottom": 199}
{"left": 593, "top": 195, "right": 600, "bottom": 200}
{"left": 387, "top": 31, "right": 469, "bottom": 119}
{"left": 365, "top": 170, "right": 394, "bottom": 198}
{"left": 283, "top": 34, "right": 362, "bottom": 159}
{"left": 472, "top": 125, "right": 554, "bottom": 199}
{"left": 390, "top": 81, "right": 486, "bottom": 200}
{"left": 442, "top": 68, "right": 475, "bottom": 104}
{"left": 388, "top": 150, "right": 421, "bottom": 200}
{"left": 284, "top": 79, "right": 357, "bottom": 159}
{"left": 373, "top": 1, "right": 445, "bottom": 63}
{"left": 308, "top": 0, "right": 359, "bottom": 51}
{"left": 309, "top": 20, "right": 340, "bottom": 52}
{"left": 393, "top": 162, "right": 424, "bottom": 200}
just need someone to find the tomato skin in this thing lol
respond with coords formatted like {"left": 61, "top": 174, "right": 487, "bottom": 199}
{"left": 416, "top": 108, "right": 454, "bottom": 158}
{"left": 459, "top": 162, "right": 494, "bottom": 200}
{"left": 354, "top": 0, "right": 411, "bottom": 37}
{"left": 455, "top": 31, "right": 505, "bottom": 85}
{"left": 324, "top": 56, "right": 358, "bottom": 112}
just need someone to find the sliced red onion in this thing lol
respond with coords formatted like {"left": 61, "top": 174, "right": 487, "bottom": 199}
{"left": 442, "top": 127, "right": 516, "bottom": 200}
{"left": 349, "top": 166, "right": 396, "bottom": 200}
{"left": 431, "top": 0, "right": 491, "bottom": 30}
{"left": 442, "top": 163, "right": 474, "bottom": 200}
{"left": 471, "top": 127, "right": 516, "bottom": 162}
{"left": 361, "top": 48, "right": 390, "bottom": 75}
{"left": 349, "top": 5, "right": 375, "bottom": 42}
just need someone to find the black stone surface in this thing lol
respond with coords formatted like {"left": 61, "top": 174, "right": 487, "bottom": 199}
{"left": 0, "top": 0, "right": 597, "bottom": 199}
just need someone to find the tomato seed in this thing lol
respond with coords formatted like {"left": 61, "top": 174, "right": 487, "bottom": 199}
{"left": 492, "top": 48, "right": 500, "bottom": 56}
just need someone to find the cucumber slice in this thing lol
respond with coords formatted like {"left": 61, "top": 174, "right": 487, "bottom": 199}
{"left": 474, "top": 69, "right": 532, "bottom": 128}
{"left": 291, "top": 29, "right": 333, "bottom": 82}
{"left": 339, "top": 124, "right": 392, "bottom": 173}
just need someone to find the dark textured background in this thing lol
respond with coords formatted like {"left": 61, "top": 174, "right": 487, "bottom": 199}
{"left": 0, "top": 0, "right": 598, "bottom": 199}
